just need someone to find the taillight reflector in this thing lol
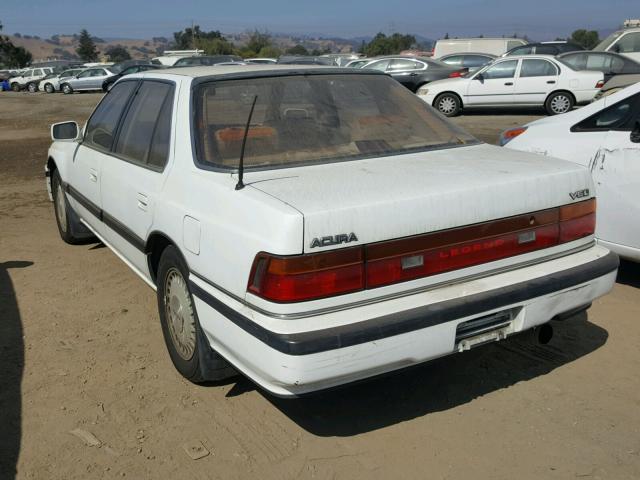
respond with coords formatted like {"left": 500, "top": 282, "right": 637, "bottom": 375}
{"left": 247, "top": 199, "right": 596, "bottom": 302}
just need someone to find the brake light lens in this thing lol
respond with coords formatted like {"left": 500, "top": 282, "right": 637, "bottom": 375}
{"left": 247, "top": 199, "right": 596, "bottom": 302}
{"left": 449, "top": 71, "right": 464, "bottom": 78}
{"left": 499, "top": 127, "right": 528, "bottom": 146}
{"left": 596, "top": 80, "right": 605, "bottom": 89}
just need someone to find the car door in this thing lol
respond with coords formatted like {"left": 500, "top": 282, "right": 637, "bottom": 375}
{"left": 513, "top": 58, "right": 559, "bottom": 104}
{"left": 73, "top": 69, "right": 94, "bottom": 90}
{"left": 387, "top": 58, "right": 425, "bottom": 90}
{"left": 88, "top": 69, "right": 107, "bottom": 89}
{"left": 99, "top": 79, "right": 176, "bottom": 275}
{"left": 67, "top": 81, "right": 138, "bottom": 232}
{"left": 465, "top": 59, "right": 518, "bottom": 105}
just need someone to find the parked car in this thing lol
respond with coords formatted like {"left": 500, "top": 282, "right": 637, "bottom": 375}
{"left": 433, "top": 37, "right": 527, "bottom": 57}
{"left": 437, "top": 53, "right": 496, "bottom": 74}
{"left": 39, "top": 68, "right": 85, "bottom": 93}
{"left": 592, "top": 74, "right": 640, "bottom": 100}
{"left": 152, "top": 49, "right": 205, "bottom": 66}
{"left": 173, "top": 55, "right": 242, "bottom": 67}
{"left": 503, "top": 41, "right": 584, "bottom": 57}
{"left": 345, "top": 58, "right": 371, "bottom": 68}
{"left": 60, "top": 67, "right": 117, "bottom": 94}
{"left": 277, "top": 55, "right": 336, "bottom": 65}
{"left": 321, "top": 53, "right": 364, "bottom": 67}
{"left": 245, "top": 58, "right": 277, "bottom": 64}
{"left": 417, "top": 55, "right": 604, "bottom": 116}
{"left": 102, "top": 64, "right": 165, "bottom": 92}
{"left": 46, "top": 65, "right": 616, "bottom": 395}
{"left": 9, "top": 67, "right": 54, "bottom": 92}
{"left": 501, "top": 82, "right": 640, "bottom": 261}
{"left": 362, "top": 56, "right": 465, "bottom": 92}
{"left": 594, "top": 27, "right": 640, "bottom": 62}
{"left": 557, "top": 51, "right": 640, "bottom": 82}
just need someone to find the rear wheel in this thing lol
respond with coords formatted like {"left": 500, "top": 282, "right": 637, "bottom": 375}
{"left": 156, "top": 246, "right": 234, "bottom": 383}
{"left": 44, "top": 83, "right": 55, "bottom": 93}
{"left": 434, "top": 92, "right": 462, "bottom": 117}
{"left": 61, "top": 83, "right": 73, "bottom": 95}
{"left": 545, "top": 91, "right": 574, "bottom": 115}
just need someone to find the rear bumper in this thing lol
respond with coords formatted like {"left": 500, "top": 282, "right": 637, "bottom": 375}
{"left": 191, "top": 245, "right": 618, "bottom": 396}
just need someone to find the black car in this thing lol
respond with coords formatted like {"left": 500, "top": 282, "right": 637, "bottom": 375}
{"left": 277, "top": 56, "right": 337, "bottom": 66}
{"left": 172, "top": 55, "right": 243, "bottom": 67}
{"left": 504, "top": 42, "right": 584, "bottom": 56}
{"left": 102, "top": 64, "right": 165, "bottom": 92}
{"left": 362, "top": 56, "right": 465, "bottom": 92}
{"left": 558, "top": 51, "right": 640, "bottom": 82}
{"left": 438, "top": 53, "right": 496, "bottom": 74}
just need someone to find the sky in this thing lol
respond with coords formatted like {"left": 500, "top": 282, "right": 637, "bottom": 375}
{"left": 0, "top": 0, "right": 637, "bottom": 41}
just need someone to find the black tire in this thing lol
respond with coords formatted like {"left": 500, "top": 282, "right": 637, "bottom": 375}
{"left": 61, "top": 83, "right": 73, "bottom": 95}
{"left": 545, "top": 91, "right": 574, "bottom": 115}
{"left": 44, "top": 83, "right": 55, "bottom": 94}
{"left": 11, "top": 82, "right": 20, "bottom": 92}
{"left": 156, "top": 246, "right": 235, "bottom": 383}
{"left": 433, "top": 92, "right": 462, "bottom": 117}
{"left": 27, "top": 82, "right": 37, "bottom": 93}
{"left": 51, "top": 170, "right": 86, "bottom": 244}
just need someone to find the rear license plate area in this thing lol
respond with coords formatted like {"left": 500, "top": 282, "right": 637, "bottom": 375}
{"left": 455, "top": 309, "right": 516, "bottom": 352}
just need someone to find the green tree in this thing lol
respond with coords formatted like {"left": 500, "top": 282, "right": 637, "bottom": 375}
{"left": 105, "top": 45, "right": 131, "bottom": 63}
{"left": 0, "top": 21, "right": 33, "bottom": 67}
{"left": 361, "top": 32, "right": 416, "bottom": 57}
{"left": 257, "top": 45, "right": 281, "bottom": 58}
{"left": 173, "top": 25, "right": 228, "bottom": 50}
{"left": 246, "top": 30, "right": 273, "bottom": 57}
{"left": 286, "top": 44, "right": 309, "bottom": 56}
{"left": 570, "top": 29, "right": 600, "bottom": 49}
{"left": 200, "top": 36, "right": 235, "bottom": 55}
{"left": 76, "top": 29, "right": 99, "bottom": 62}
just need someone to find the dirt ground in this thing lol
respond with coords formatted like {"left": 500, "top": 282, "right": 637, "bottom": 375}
{"left": 1, "top": 91, "right": 639, "bottom": 480}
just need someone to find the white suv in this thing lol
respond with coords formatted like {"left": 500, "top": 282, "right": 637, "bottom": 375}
{"left": 46, "top": 66, "right": 618, "bottom": 396}
{"left": 9, "top": 67, "right": 54, "bottom": 92}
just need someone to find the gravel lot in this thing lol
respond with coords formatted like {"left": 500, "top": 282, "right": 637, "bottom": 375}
{"left": 1, "top": 92, "right": 639, "bottom": 480}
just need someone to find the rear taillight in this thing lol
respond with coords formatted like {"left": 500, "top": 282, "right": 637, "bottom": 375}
{"left": 499, "top": 126, "right": 527, "bottom": 146}
{"left": 449, "top": 71, "right": 464, "bottom": 78}
{"left": 248, "top": 247, "right": 364, "bottom": 302}
{"left": 596, "top": 80, "right": 605, "bottom": 89}
{"left": 247, "top": 199, "right": 596, "bottom": 302}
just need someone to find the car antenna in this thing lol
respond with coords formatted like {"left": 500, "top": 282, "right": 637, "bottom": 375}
{"left": 235, "top": 95, "right": 258, "bottom": 191}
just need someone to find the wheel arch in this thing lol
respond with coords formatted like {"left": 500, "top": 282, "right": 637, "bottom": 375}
{"left": 145, "top": 231, "right": 186, "bottom": 285}
{"left": 45, "top": 156, "right": 58, "bottom": 201}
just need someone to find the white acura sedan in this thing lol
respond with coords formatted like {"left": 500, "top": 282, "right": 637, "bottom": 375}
{"left": 46, "top": 65, "right": 617, "bottom": 396}
{"left": 502, "top": 81, "right": 640, "bottom": 262}
{"left": 417, "top": 55, "right": 604, "bottom": 116}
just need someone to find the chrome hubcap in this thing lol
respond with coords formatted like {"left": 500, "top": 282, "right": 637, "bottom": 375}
{"left": 55, "top": 182, "right": 67, "bottom": 232}
{"left": 438, "top": 97, "right": 456, "bottom": 115}
{"left": 164, "top": 268, "right": 196, "bottom": 361}
{"left": 550, "top": 95, "right": 570, "bottom": 114}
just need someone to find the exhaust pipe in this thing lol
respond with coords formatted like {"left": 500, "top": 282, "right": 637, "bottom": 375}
{"left": 537, "top": 323, "right": 554, "bottom": 345}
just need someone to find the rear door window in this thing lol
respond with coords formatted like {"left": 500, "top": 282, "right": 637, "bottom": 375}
{"left": 84, "top": 81, "right": 137, "bottom": 150}
{"left": 519, "top": 59, "right": 558, "bottom": 77}
{"left": 389, "top": 59, "right": 421, "bottom": 71}
{"left": 464, "top": 55, "right": 492, "bottom": 68}
{"left": 365, "top": 60, "right": 391, "bottom": 71}
{"left": 113, "top": 81, "right": 174, "bottom": 168}
{"left": 442, "top": 55, "right": 463, "bottom": 66}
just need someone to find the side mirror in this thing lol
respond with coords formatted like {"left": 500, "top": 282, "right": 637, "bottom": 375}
{"left": 51, "top": 121, "right": 80, "bottom": 142}
{"left": 475, "top": 73, "right": 484, "bottom": 82}
{"left": 631, "top": 122, "right": 640, "bottom": 144}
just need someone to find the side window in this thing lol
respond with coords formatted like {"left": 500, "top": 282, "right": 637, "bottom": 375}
{"left": 114, "top": 81, "right": 174, "bottom": 168}
{"left": 389, "top": 59, "right": 419, "bottom": 71}
{"left": 573, "top": 93, "right": 640, "bottom": 132}
{"left": 365, "top": 60, "right": 390, "bottom": 71}
{"left": 482, "top": 60, "right": 518, "bottom": 79}
{"left": 507, "top": 40, "right": 525, "bottom": 51}
{"left": 92, "top": 69, "right": 106, "bottom": 77}
{"left": 442, "top": 55, "right": 463, "bottom": 66}
{"left": 84, "top": 81, "right": 137, "bottom": 150}
{"left": 464, "top": 55, "right": 491, "bottom": 68}
{"left": 509, "top": 46, "right": 532, "bottom": 56}
{"left": 535, "top": 45, "right": 559, "bottom": 55}
{"left": 614, "top": 32, "right": 640, "bottom": 53}
{"left": 562, "top": 53, "right": 586, "bottom": 70}
{"left": 520, "top": 59, "right": 558, "bottom": 77}
{"left": 33, "top": 69, "right": 43, "bottom": 76}
{"left": 78, "top": 70, "right": 93, "bottom": 78}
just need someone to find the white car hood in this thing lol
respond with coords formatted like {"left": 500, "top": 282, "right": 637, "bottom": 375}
{"left": 247, "top": 143, "right": 592, "bottom": 252}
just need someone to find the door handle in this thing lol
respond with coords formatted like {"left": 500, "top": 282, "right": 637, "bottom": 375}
{"left": 409, "top": 72, "right": 418, "bottom": 76}
{"left": 504, "top": 82, "right": 513, "bottom": 86}
{"left": 547, "top": 80, "right": 556, "bottom": 84}
{"left": 137, "top": 193, "right": 148, "bottom": 211}
{"left": 89, "top": 168, "right": 98, "bottom": 182}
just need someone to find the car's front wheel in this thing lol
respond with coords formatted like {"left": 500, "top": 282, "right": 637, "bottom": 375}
{"left": 11, "top": 82, "right": 20, "bottom": 92}
{"left": 156, "top": 246, "right": 234, "bottom": 383}
{"left": 44, "top": 83, "right": 55, "bottom": 94}
{"left": 545, "top": 91, "right": 574, "bottom": 115}
{"left": 61, "top": 83, "right": 73, "bottom": 95}
{"left": 51, "top": 170, "right": 86, "bottom": 244}
{"left": 434, "top": 92, "right": 462, "bottom": 117}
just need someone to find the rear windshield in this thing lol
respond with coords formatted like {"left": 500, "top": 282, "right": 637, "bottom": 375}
{"left": 193, "top": 73, "right": 477, "bottom": 170}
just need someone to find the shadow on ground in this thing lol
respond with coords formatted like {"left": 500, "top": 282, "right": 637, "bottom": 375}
{"left": 616, "top": 259, "right": 640, "bottom": 288}
{"left": 250, "top": 313, "right": 607, "bottom": 436}
{"left": 0, "top": 260, "right": 32, "bottom": 479}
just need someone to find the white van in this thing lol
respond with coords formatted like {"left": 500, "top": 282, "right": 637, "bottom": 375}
{"left": 594, "top": 27, "right": 640, "bottom": 62}
{"left": 434, "top": 38, "right": 527, "bottom": 58}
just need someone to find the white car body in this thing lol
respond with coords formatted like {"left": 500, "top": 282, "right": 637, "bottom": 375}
{"left": 433, "top": 38, "right": 527, "bottom": 58}
{"left": 46, "top": 65, "right": 617, "bottom": 396}
{"left": 504, "top": 81, "right": 640, "bottom": 261}
{"left": 9, "top": 67, "right": 54, "bottom": 91}
{"left": 418, "top": 55, "right": 604, "bottom": 115}
{"left": 39, "top": 68, "right": 85, "bottom": 93}
{"left": 594, "top": 28, "right": 640, "bottom": 62}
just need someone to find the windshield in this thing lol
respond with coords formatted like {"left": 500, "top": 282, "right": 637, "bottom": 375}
{"left": 593, "top": 31, "right": 622, "bottom": 51}
{"left": 193, "top": 73, "right": 477, "bottom": 170}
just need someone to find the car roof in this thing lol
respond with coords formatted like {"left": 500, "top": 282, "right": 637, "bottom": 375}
{"left": 440, "top": 52, "right": 497, "bottom": 58}
{"left": 145, "top": 64, "right": 383, "bottom": 79}
{"left": 496, "top": 54, "right": 559, "bottom": 60}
